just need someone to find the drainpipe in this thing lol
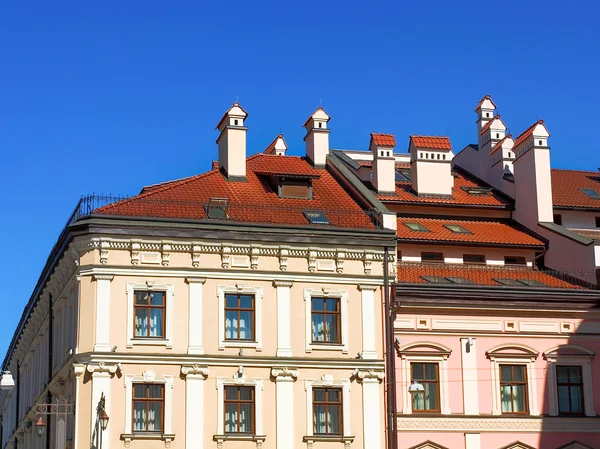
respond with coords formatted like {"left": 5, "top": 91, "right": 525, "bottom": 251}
{"left": 47, "top": 293, "right": 53, "bottom": 449}
{"left": 384, "top": 247, "right": 398, "bottom": 449}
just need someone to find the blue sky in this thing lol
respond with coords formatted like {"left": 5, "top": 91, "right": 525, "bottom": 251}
{"left": 1, "top": 1, "right": 599, "bottom": 356}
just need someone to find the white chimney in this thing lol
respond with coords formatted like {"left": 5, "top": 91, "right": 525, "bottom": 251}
{"left": 512, "top": 120, "right": 553, "bottom": 227}
{"left": 216, "top": 101, "right": 248, "bottom": 181}
{"left": 264, "top": 134, "right": 288, "bottom": 156}
{"left": 409, "top": 135, "right": 454, "bottom": 197}
{"left": 370, "top": 133, "right": 396, "bottom": 194}
{"left": 304, "top": 107, "right": 330, "bottom": 167}
{"left": 474, "top": 95, "right": 497, "bottom": 133}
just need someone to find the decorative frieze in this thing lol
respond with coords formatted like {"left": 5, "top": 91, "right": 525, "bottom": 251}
{"left": 161, "top": 243, "right": 171, "bottom": 267}
{"left": 192, "top": 245, "right": 201, "bottom": 268}
{"left": 221, "top": 246, "right": 231, "bottom": 269}
{"left": 130, "top": 241, "right": 140, "bottom": 265}
{"left": 396, "top": 416, "right": 600, "bottom": 432}
{"left": 308, "top": 250, "right": 318, "bottom": 272}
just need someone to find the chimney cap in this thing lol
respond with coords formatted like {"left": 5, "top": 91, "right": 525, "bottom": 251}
{"left": 513, "top": 120, "right": 549, "bottom": 148}
{"left": 409, "top": 135, "right": 452, "bottom": 151}
{"left": 370, "top": 133, "right": 396, "bottom": 147}
{"left": 264, "top": 133, "right": 288, "bottom": 155}
{"left": 303, "top": 106, "right": 330, "bottom": 129}
{"left": 474, "top": 94, "right": 497, "bottom": 112}
{"left": 216, "top": 101, "right": 249, "bottom": 130}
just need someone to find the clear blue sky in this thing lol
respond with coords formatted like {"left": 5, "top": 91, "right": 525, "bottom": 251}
{"left": 1, "top": 1, "right": 599, "bottom": 357}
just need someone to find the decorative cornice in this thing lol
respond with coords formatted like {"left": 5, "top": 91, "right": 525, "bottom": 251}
{"left": 271, "top": 367, "right": 299, "bottom": 381}
{"left": 272, "top": 280, "right": 293, "bottom": 288}
{"left": 396, "top": 416, "right": 600, "bottom": 432}
{"left": 71, "top": 363, "right": 85, "bottom": 378}
{"left": 358, "top": 284, "right": 378, "bottom": 291}
{"left": 185, "top": 277, "right": 206, "bottom": 284}
{"left": 92, "top": 274, "right": 114, "bottom": 282}
{"left": 86, "top": 361, "right": 120, "bottom": 375}
{"left": 181, "top": 364, "right": 210, "bottom": 378}
{"left": 354, "top": 368, "right": 385, "bottom": 383}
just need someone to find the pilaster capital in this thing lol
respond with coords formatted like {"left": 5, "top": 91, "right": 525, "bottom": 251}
{"left": 181, "top": 364, "right": 210, "bottom": 378}
{"left": 357, "top": 284, "right": 378, "bottom": 292}
{"left": 92, "top": 274, "right": 114, "bottom": 282}
{"left": 185, "top": 277, "right": 207, "bottom": 284}
{"left": 272, "top": 280, "right": 293, "bottom": 288}
{"left": 86, "top": 361, "right": 120, "bottom": 375}
{"left": 354, "top": 368, "right": 385, "bottom": 383}
{"left": 72, "top": 363, "right": 86, "bottom": 378}
{"left": 271, "top": 366, "right": 299, "bottom": 381}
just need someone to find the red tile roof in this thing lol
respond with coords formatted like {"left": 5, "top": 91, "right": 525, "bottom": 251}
{"left": 95, "top": 154, "right": 376, "bottom": 229}
{"left": 552, "top": 168, "right": 600, "bottom": 209}
{"left": 479, "top": 115, "right": 502, "bottom": 135}
{"left": 514, "top": 120, "right": 546, "bottom": 148}
{"left": 410, "top": 135, "right": 452, "bottom": 150}
{"left": 474, "top": 95, "right": 497, "bottom": 111}
{"left": 371, "top": 133, "right": 396, "bottom": 147}
{"left": 397, "top": 217, "right": 544, "bottom": 247}
{"left": 396, "top": 263, "right": 582, "bottom": 289}
{"left": 571, "top": 229, "right": 600, "bottom": 240}
{"left": 264, "top": 134, "right": 287, "bottom": 155}
{"left": 490, "top": 135, "right": 512, "bottom": 155}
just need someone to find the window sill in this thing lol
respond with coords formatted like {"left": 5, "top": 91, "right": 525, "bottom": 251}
{"left": 121, "top": 433, "right": 175, "bottom": 448}
{"left": 214, "top": 434, "right": 266, "bottom": 443}
{"left": 219, "top": 341, "right": 261, "bottom": 350}
{"left": 129, "top": 338, "right": 171, "bottom": 347}
{"left": 303, "top": 435, "right": 355, "bottom": 444}
{"left": 308, "top": 343, "right": 346, "bottom": 353}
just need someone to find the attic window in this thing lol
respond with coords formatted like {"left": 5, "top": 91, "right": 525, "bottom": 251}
{"left": 464, "top": 254, "right": 486, "bottom": 264}
{"left": 505, "top": 256, "right": 526, "bottom": 266}
{"left": 580, "top": 188, "right": 600, "bottom": 199}
{"left": 493, "top": 278, "right": 522, "bottom": 286}
{"left": 461, "top": 186, "right": 492, "bottom": 196}
{"left": 395, "top": 169, "right": 412, "bottom": 182}
{"left": 446, "top": 276, "right": 475, "bottom": 285}
{"left": 421, "top": 276, "right": 451, "bottom": 284}
{"left": 304, "top": 210, "right": 330, "bottom": 225}
{"left": 596, "top": 217, "right": 600, "bottom": 228}
{"left": 444, "top": 224, "right": 471, "bottom": 234}
{"left": 280, "top": 178, "right": 311, "bottom": 199}
{"left": 404, "top": 222, "right": 429, "bottom": 232}
{"left": 205, "top": 197, "right": 230, "bottom": 219}
{"left": 516, "top": 279, "right": 546, "bottom": 287}
{"left": 421, "top": 252, "right": 444, "bottom": 263}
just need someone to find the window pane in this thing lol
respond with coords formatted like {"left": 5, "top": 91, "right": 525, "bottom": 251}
{"left": 149, "top": 385, "right": 163, "bottom": 398}
{"left": 500, "top": 365, "right": 512, "bottom": 382}
{"left": 239, "top": 403, "right": 253, "bottom": 433}
{"left": 569, "top": 367, "right": 582, "bottom": 383}
{"left": 557, "top": 366, "right": 569, "bottom": 383}
{"left": 425, "top": 383, "right": 438, "bottom": 410}
{"left": 149, "top": 309, "right": 164, "bottom": 337}
{"left": 312, "top": 314, "right": 324, "bottom": 341}
{"left": 570, "top": 386, "right": 583, "bottom": 413}
{"left": 412, "top": 363, "right": 423, "bottom": 380}
{"left": 150, "top": 292, "right": 164, "bottom": 306}
{"left": 135, "top": 292, "right": 149, "bottom": 305}
{"left": 225, "top": 404, "right": 238, "bottom": 433}
{"left": 327, "top": 389, "right": 340, "bottom": 403}
{"left": 325, "top": 299, "right": 338, "bottom": 312}
{"left": 313, "top": 389, "right": 326, "bottom": 402}
{"left": 225, "top": 294, "right": 238, "bottom": 308}
{"left": 501, "top": 385, "right": 513, "bottom": 413}
{"left": 133, "top": 385, "right": 147, "bottom": 399}
{"left": 133, "top": 402, "right": 147, "bottom": 431}
{"left": 239, "top": 387, "right": 253, "bottom": 401}
{"left": 135, "top": 309, "right": 148, "bottom": 337}
{"left": 327, "top": 404, "right": 341, "bottom": 434}
{"left": 326, "top": 314, "right": 339, "bottom": 343}
{"left": 239, "top": 311, "right": 253, "bottom": 340}
{"left": 148, "top": 401, "right": 162, "bottom": 431}
{"left": 424, "top": 364, "right": 437, "bottom": 380}
{"left": 513, "top": 385, "right": 526, "bottom": 412}
{"left": 314, "top": 405, "right": 326, "bottom": 433}
{"left": 225, "top": 387, "right": 238, "bottom": 400}
{"left": 412, "top": 391, "right": 424, "bottom": 411}
{"left": 558, "top": 386, "right": 570, "bottom": 413}
{"left": 239, "top": 295, "right": 253, "bottom": 309}
{"left": 225, "top": 311, "right": 237, "bottom": 339}
{"left": 312, "top": 298, "right": 324, "bottom": 312}
{"left": 513, "top": 366, "right": 525, "bottom": 382}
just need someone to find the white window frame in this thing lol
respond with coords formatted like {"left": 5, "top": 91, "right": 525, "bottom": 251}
{"left": 126, "top": 282, "right": 174, "bottom": 348}
{"left": 304, "top": 376, "right": 351, "bottom": 438}
{"left": 397, "top": 343, "right": 451, "bottom": 415}
{"left": 215, "top": 375, "right": 264, "bottom": 437}
{"left": 304, "top": 288, "right": 349, "bottom": 354}
{"left": 543, "top": 345, "right": 596, "bottom": 417}
{"left": 487, "top": 344, "right": 539, "bottom": 416}
{"left": 123, "top": 371, "right": 174, "bottom": 435}
{"left": 217, "top": 285, "right": 263, "bottom": 351}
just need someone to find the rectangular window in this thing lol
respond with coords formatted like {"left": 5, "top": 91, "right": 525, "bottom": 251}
{"left": 500, "top": 365, "right": 528, "bottom": 414}
{"left": 134, "top": 291, "right": 165, "bottom": 338}
{"left": 464, "top": 254, "right": 486, "bottom": 264}
{"left": 311, "top": 298, "right": 341, "bottom": 344}
{"left": 280, "top": 180, "right": 310, "bottom": 198}
{"left": 504, "top": 256, "right": 526, "bottom": 266}
{"left": 596, "top": 217, "right": 600, "bottom": 228}
{"left": 411, "top": 363, "right": 440, "bottom": 413}
{"left": 313, "top": 388, "right": 342, "bottom": 435}
{"left": 554, "top": 214, "right": 563, "bottom": 225}
{"left": 224, "top": 386, "right": 254, "bottom": 434}
{"left": 133, "top": 384, "right": 164, "bottom": 432}
{"left": 225, "top": 294, "right": 255, "bottom": 341}
{"left": 557, "top": 366, "right": 584, "bottom": 415}
{"left": 421, "top": 252, "right": 444, "bottom": 263}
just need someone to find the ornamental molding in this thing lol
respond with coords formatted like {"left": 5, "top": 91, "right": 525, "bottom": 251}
{"left": 354, "top": 368, "right": 385, "bottom": 383}
{"left": 396, "top": 417, "right": 600, "bottom": 432}
{"left": 271, "top": 367, "right": 299, "bottom": 381}
{"left": 86, "top": 361, "right": 121, "bottom": 375}
{"left": 181, "top": 364, "right": 210, "bottom": 378}
{"left": 272, "top": 280, "right": 293, "bottom": 288}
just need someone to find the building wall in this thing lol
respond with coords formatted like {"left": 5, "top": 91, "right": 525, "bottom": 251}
{"left": 397, "top": 243, "right": 534, "bottom": 267}
{"left": 555, "top": 209, "right": 600, "bottom": 230}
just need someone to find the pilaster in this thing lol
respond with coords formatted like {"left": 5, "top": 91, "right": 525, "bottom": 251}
{"left": 186, "top": 277, "right": 206, "bottom": 355}
{"left": 182, "top": 365, "right": 210, "bottom": 449}
{"left": 272, "top": 367, "right": 298, "bottom": 449}
{"left": 358, "top": 285, "right": 378, "bottom": 359}
{"left": 460, "top": 338, "right": 479, "bottom": 415}
{"left": 92, "top": 274, "right": 114, "bottom": 352}
{"left": 273, "top": 281, "right": 293, "bottom": 357}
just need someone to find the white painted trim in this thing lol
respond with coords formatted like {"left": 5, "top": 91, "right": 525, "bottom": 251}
{"left": 91, "top": 372, "right": 111, "bottom": 449}
{"left": 186, "top": 277, "right": 206, "bottom": 355}
{"left": 274, "top": 281, "right": 293, "bottom": 357}
{"left": 124, "top": 371, "right": 174, "bottom": 434}
{"left": 182, "top": 366, "right": 209, "bottom": 449}
{"left": 93, "top": 275, "right": 113, "bottom": 352}
{"left": 464, "top": 433, "right": 481, "bottom": 449}
{"left": 272, "top": 368, "right": 297, "bottom": 448}
{"left": 488, "top": 354, "right": 539, "bottom": 415}
{"left": 358, "top": 285, "right": 377, "bottom": 359}
{"left": 461, "top": 338, "right": 479, "bottom": 415}
{"left": 304, "top": 288, "right": 349, "bottom": 354}
{"left": 215, "top": 375, "right": 264, "bottom": 435}
{"left": 126, "top": 282, "right": 174, "bottom": 349}
{"left": 361, "top": 378, "right": 382, "bottom": 449}
{"left": 217, "top": 284, "right": 263, "bottom": 351}
{"left": 304, "top": 377, "right": 351, "bottom": 437}
{"left": 398, "top": 352, "right": 450, "bottom": 415}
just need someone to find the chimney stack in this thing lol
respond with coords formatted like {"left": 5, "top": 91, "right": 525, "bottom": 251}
{"left": 216, "top": 101, "right": 248, "bottom": 181}
{"left": 474, "top": 95, "right": 497, "bottom": 133}
{"left": 512, "top": 120, "right": 553, "bottom": 228}
{"left": 370, "top": 133, "right": 396, "bottom": 194}
{"left": 304, "top": 107, "right": 330, "bottom": 167}
{"left": 264, "top": 134, "right": 288, "bottom": 156}
{"left": 409, "top": 135, "right": 454, "bottom": 197}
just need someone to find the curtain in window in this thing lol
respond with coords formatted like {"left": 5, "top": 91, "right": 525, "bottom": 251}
{"left": 328, "top": 404, "right": 340, "bottom": 434}
{"left": 312, "top": 315, "right": 324, "bottom": 341}
{"left": 133, "top": 402, "right": 146, "bottom": 431}
{"left": 225, "top": 404, "right": 237, "bottom": 432}
{"left": 150, "top": 309, "right": 162, "bottom": 337}
{"left": 135, "top": 309, "right": 148, "bottom": 337}
{"left": 225, "top": 311, "right": 236, "bottom": 339}
{"left": 314, "top": 405, "right": 326, "bottom": 433}
{"left": 148, "top": 401, "right": 161, "bottom": 431}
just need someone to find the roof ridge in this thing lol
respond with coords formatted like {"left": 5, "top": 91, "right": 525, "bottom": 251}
{"left": 514, "top": 119, "right": 545, "bottom": 147}
{"left": 552, "top": 167, "right": 599, "bottom": 174}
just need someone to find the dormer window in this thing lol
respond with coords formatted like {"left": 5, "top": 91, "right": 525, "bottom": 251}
{"left": 278, "top": 177, "right": 312, "bottom": 199}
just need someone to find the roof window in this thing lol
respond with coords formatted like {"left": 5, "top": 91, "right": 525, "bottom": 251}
{"left": 493, "top": 278, "right": 522, "bottom": 286}
{"left": 421, "top": 252, "right": 444, "bottom": 263}
{"left": 303, "top": 210, "right": 330, "bottom": 225}
{"left": 421, "top": 276, "right": 451, "bottom": 284}
{"left": 444, "top": 224, "right": 471, "bottom": 234}
{"left": 446, "top": 276, "right": 475, "bottom": 285}
{"left": 205, "top": 197, "right": 229, "bottom": 219}
{"left": 404, "top": 222, "right": 429, "bottom": 232}
{"left": 580, "top": 188, "right": 600, "bottom": 199}
{"left": 461, "top": 186, "right": 492, "bottom": 196}
{"left": 395, "top": 169, "right": 412, "bottom": 182}
{"left": 516, "top": 279, "right": 546, "bottom": 287}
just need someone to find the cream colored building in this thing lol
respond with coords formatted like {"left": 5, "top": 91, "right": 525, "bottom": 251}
{"left": 0, "top": 103, "right": 396, "bottom": 449}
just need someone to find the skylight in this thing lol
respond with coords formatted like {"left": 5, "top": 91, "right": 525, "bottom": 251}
{"left": 493, "top": 278, "right": 522, "bottom": 286}
{"left": 421, "top": 276, "right": 452, "bottom": 284}
{"left": 446, "top": 276, "right": 475, "bottom": 285}
{"left": 395, "top": 169, "right": 412, "bottom": 182}
{"left": 580, "top": 188, "right": 600, "bottom": 199}
{"left": 205, "top": 197, "right": 229, "bottom": 219}
{"left": 461, "top": 186, "right": 492, "bottom": 196}
{"left": 303, "top": 210, "right": 330, "bottom": 225}
{"left": 516, "top": 279, "right": 547, "bottom": 287}
{"left": 404, "top": 222, "right": 429, "bottom": 232}
{"left": 444, "top": 224, "right": 471, "bottom": 234}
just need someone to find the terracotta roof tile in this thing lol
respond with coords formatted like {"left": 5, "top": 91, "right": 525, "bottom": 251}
{"left": 479, "top": 115, "right": 501, "bottom": 135}
{"left": 474, "top": 95, "right": 497, "bottom": 111}
{"left": 490, "top": 135, "right": 511, "bottom": 155}
{"left": 514, "top": 120, "right": 545, "bottom": 148}
{"left": 264, "top": 134, "right": 287, "bottom": 155}
{"left": 397, "top": 217, "right": 544, "bottom": 247}
{"left": 552, "top": 168, "right": 600, "bottom": 209}
{"left": 410, "top": 135, "right": 452, "bottom": 150}
{"left": 371, "top": 133, "right": 396, "bottom": 147}
{"left": 95, "top": 154, "right": 376, "bottom": 229}
{"left": 396, "top": 263, "right": 582, "bottom": 289}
